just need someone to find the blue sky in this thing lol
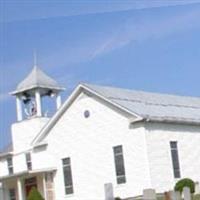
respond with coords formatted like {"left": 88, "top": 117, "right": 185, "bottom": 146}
{"left": 1, "top": 0, "right": 200, "bottom": 150}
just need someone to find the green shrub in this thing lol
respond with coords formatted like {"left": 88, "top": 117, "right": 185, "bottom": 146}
{"left": 27, "top": 187, "right": 44, "bottom": 200}
{"left": 174, "top": 178, "right": 195, "bottom": 194}
{"left": 115, "top": 197, "right": 122, "bottom": 200}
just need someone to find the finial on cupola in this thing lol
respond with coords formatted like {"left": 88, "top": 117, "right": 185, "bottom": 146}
{"left": 10, "top": 56, "right": 65, "bottom": 122}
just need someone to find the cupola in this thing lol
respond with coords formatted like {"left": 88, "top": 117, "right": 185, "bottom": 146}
{"left": 11, "top": 65, "right": 65, "bottom": 121}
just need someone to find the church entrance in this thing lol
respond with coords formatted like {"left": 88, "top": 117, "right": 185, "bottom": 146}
{"left": 24, "top": 177, "right": 37, "bottom": 199}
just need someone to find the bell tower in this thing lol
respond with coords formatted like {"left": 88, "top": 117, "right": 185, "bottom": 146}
{"left": 11, "top": 65, "right": 64, "bottom": 121}
{"left": 10, "top": 64, "right": 65, "bottom": 152}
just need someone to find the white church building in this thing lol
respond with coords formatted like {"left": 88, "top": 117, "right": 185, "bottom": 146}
{"left": 0, "top": 65, "right": 200, "bottom": 200}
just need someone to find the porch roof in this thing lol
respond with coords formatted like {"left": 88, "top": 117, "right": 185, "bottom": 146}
{"left": 0, "top": 167, "right": 56, "bottom": 181}
{"left": 0, "top": 143, "right": 13, "bottom": 158}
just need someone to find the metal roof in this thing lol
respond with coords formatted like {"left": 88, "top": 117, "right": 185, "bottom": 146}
{"left": 32, "top": 83, "right": 200, "bottom": 145}
{"left": 11, "top": 66, "right": 64, "bottom": 95}
{"left": 83, "top": 83, "right": 200, "bottom": 124}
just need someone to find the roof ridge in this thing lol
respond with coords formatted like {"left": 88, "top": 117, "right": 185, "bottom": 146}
{"left": 83, "top": 83, "right": 200, "bottom": 100}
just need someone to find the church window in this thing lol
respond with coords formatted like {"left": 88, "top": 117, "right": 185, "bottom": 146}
{"left": 62, "top": 157, "right": 74, "bottom": 195}
{"left": 113, "top": 145, "right": 126, "bottom": 184}
{"left": 84, "top": 110, "right": 90, "bottom": 118}
{"left": 170, "top": 141, "right": 181, "bottom": 178}
{"left": 26, "top": 152, "right": 32, "bottom": 170}
{"left": 7, "top": 156, "right": 13, "bottom": 175}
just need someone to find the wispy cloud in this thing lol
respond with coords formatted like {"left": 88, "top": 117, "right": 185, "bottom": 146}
{"left": 8, "top": 3, "right": 198, "bottom": 74}
{"left": 92, "top": 6, "right": 200, "bottom": 57}
{"left": 2, "top": 0, "right": 200, "bottom": 23}
{"left": 1, "top": 2, "right": 200, "bottom": 100}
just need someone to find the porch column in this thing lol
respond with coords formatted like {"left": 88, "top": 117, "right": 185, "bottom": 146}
{"left": 1, "top": 182, "right": 9, "bottom": 200}
{"left": 17, "top": 178, "right": 23, "bottom": 200}
{"left": 0, "top": 182, "right": 4, "bottom": 200}
{"left": 42, "top": 173, "right": 47, "bottom": 200}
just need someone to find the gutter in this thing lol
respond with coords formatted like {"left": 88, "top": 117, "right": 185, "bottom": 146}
{"left": 130, "top": 116, "right": 200, "bottom": 126}
{"left": 0, "top": 152, "right": 13, "bottom": 159}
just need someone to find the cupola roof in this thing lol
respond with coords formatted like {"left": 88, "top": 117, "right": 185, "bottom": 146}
{"left": 11, "top": 66, "right": 64, "bottom": 95}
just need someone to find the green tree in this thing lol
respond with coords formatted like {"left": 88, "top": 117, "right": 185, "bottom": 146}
{"left": 27, "top": 187, "right": 44, "bottom": 200}
{"left": 174, "top": 178, "right": 195, "bottom": 194}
